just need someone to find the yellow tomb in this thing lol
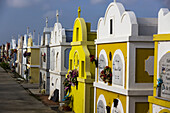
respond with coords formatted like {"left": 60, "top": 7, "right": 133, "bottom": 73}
{"left": 148, "top": 8, "right": 170, "bottom": 113}
{"left": 27, "top": 37, "right": 40, "bottom": 83}
{"left": 94, "top": 2, "right": 157, "bottom": 113}
{"left": 66, "top": 7, "right": 96, "bottom": 113}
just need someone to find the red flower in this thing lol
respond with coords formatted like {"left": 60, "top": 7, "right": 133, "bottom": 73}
{"left": 90, "top": 57, "right": 94, "bottom": 62}
{"left": 105, "top": 66, "right": 109, "bottom": 69}
{"left": 101, "top": 70, "right": 104, "bottom": 74}
{"left": 100, "top": 66, "right": 112, "bottom": 84}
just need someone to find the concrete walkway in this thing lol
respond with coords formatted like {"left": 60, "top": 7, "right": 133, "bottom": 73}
{"left": 0, "top": 67, "right": 56, "bottom": 113}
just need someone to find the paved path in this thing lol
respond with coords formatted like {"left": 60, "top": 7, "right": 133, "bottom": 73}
{"left": 0, "top": 67, "right": 56, "bottom": 113}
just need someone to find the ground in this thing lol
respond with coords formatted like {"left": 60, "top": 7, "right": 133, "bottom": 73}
{"left": 0, "top": 67, "right": 73, "bottom": 113}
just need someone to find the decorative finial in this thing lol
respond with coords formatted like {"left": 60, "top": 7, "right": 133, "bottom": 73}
{"left": 46, "top": 17, "right": 48, "bottom": 28}
{"left": 38, "top": 32, "right": 40, "bottom": 46}
{"left": 78, "top": 7, "right": 81, "bottom": 18}
{"left": 56, "top": 10, "right": 59, "bottom": 23}
{"left": 27, "top": 27, "right": 29, "bottom": 35}
{"left": 33, "top": 30, "right": 35, "bottom": 40}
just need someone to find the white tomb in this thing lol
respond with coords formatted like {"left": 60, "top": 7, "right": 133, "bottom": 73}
{"left": 39, "top": 17, "right": 53, "bottom": 95}
{"left": 49, "top": 10, "right": 72, "bottom": 102}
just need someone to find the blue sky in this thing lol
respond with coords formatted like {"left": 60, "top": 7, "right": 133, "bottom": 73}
{"left": 0, "top": 0, "right": 169, "bottom": 45}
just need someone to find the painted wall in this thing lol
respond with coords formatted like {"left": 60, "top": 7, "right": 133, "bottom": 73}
{"left": 68, "top": 11, "right": 96, "bottom": 113}
{"left": 49, "top": 15, "right": 72, "bottom": 101}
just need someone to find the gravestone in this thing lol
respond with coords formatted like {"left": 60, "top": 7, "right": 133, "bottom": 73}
{"left": 113, "top": 54, "right": 123, "bottom": 86}
{"left": 159, "top": 52, "right": 170, "bottom": 98}
{"left": 98, "top": 54, "right": 106, "bottom": 81}
{"left": 97, "top": 100, "right": 105, "bottom": 113}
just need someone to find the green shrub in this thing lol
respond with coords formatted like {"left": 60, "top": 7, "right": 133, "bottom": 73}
{"left": 0, "top": 62, "right": 10, "bottom": 70}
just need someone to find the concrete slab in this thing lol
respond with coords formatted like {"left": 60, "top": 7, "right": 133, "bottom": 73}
{"left": 0, "top": 67, "right": 56, "bottom": 113}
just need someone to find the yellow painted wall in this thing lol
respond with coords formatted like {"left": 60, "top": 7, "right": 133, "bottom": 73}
{"left": 95, "top": 88, "right": 126, "bottom": 113}
{"left": 30, "top": 49, "right": 40, "bottom": 65}
{"left": 148, "top": 34, "right": 170, "bottom": 112}
{"left": 27, "top": 38, "right": 40, "bottom": 83}
{"left": 135, "top": 102, "right": 149, "bottom": 113}
{"left": 135, "top": 48, "right": 154, "bottom": 83}
{"left": 30, "top": 67, "right": 39, "bottom": 83}
{"left": 97, "top": 43, "right": 127, "bottom": 89}
{"left": 68, "top": 13, "right": 96, "bottom": 113}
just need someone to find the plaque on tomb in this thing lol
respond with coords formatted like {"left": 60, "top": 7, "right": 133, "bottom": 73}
{"left": 113, "top": 54, "right": 123, "bottom": 86}
{"left": 159, "top": 52, "right": 170, "bottom": 98}
{"left": 98, "top": 54, "right": 106, "bottom": 81}
{"left": 97, "top": 100, "right": 105, "bottom": 113}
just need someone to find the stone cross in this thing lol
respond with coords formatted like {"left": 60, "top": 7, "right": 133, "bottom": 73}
{"left": 78, "top": 7, "right": 81, "bottom": 18}
{"left": 56, "top": 10, "right": 59, "bottom": 23}
{"left": 33, "top": 30, "right": 35, "bottom": 40}
{"left": 46, "top": 17, "right": 48, "bottom": 28}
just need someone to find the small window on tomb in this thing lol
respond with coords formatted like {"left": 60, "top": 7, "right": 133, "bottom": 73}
{"left": 81, "top": 61, "right": 84, "bottom": 77}
{"left": 56, "top": 52, "right": 59, "bottom": 71}
{"left": 74, "top": 52, "right": 79, "bottom": 69}
{"left": 51, "top": 50, "right": 55, "bottom": 71}
{"left": 64, "top": 48, "right": 71, "bottom": 69}
{"left": 55, "top": 31, "right": 57, "bottom": 43}
{"left": 76, "top": 28, "right": 79, "bottom": 41}
{"left": 70, "top": 60, "right": 72, "bottom": 70}
{"left": 110, "top": 19, "right": 113, "bottom": 34}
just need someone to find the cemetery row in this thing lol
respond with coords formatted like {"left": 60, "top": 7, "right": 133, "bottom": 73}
{"left": 0, "top": 1, "right": 170, "bottom": 113}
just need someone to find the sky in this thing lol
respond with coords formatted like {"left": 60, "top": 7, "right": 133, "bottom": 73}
{"left": 0, "top": 0, "right": 169, "bottom": 45}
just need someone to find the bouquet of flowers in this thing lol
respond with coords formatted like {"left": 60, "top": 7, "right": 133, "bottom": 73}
{"left": 89, "top": 55, "right": 98, "bottom": 67}
{"left": 89, "top": 55, "right": 95, "bottom": 63}
{"left": 23, "top": 51, "right": 31, "bottom": 57}
{"left": 63, "top": 69, "right": 78, "bottom": 93}
{"left": 100, "top": 66, "right": 112, "bottom": 84}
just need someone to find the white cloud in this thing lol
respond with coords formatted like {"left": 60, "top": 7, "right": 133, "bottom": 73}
{"left": 91, "top": 0, "right": 105, "bottom": 4}
{"left": 6, "top": 0, "right": 41, "bottom": 8}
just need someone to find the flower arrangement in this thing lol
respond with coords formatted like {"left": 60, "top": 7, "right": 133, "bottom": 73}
{"left": 23, "top": 51, "right": 31, "bottom": 57}
{"left": 100, "top": 66, "right": 112, "bottom": 84}
{"left": 11, "top": 49, "right": 14, "bottom": 54}
{"left": 43, "top": 53, "right": 46, "bottom": 62}
{"left": 156, "top": 77, "right": 163, "bottom": 97}
{"left": 157, "top": 78, "right": 163, "bottom": 87}
{"left": 63, "top": 69, "right": 78, "bottom": 93}
{"left": 89, "top": 55, "right": 98, "bottom": 67}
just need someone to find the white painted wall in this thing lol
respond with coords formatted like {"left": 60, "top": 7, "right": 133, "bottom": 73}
{"left": 49, "top": 20, "right": 72, "bottom": 101}
{"left": 97, "top": 2, "right": 138, "bottom": 40}
{"left": 158, "top": 8, "right": 170, "bottom": 34}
